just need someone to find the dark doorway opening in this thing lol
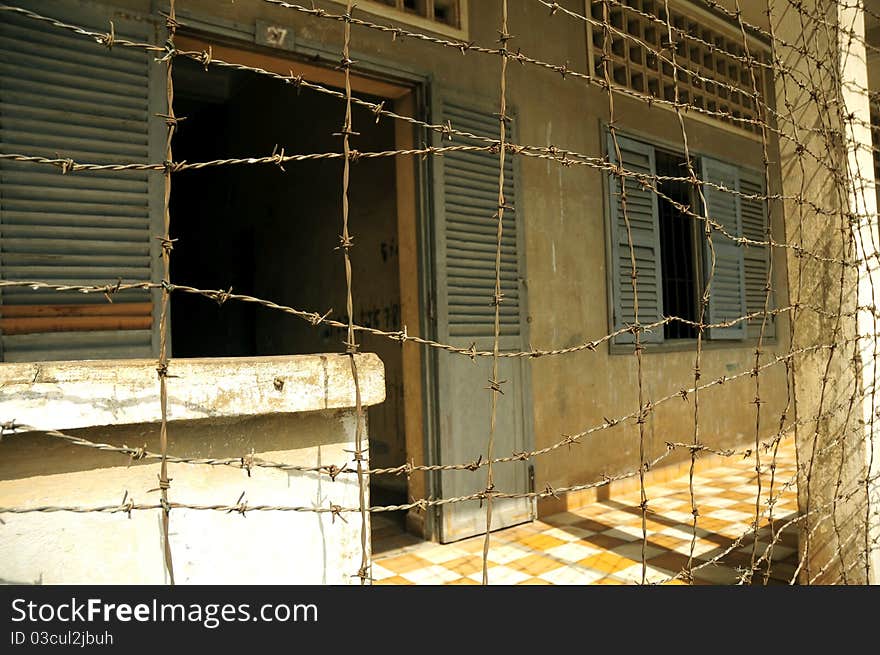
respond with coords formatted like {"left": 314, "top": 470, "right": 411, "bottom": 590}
{"left": 170, "top": 55, "right": 409, "bottom": 512}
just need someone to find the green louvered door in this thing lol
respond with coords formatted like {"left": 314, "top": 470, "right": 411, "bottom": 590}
{"left": 432, "top": 96, "right": 534, "bottom": 543}
{"left": 0, "top": 0, "right": 160, "bottom": 361}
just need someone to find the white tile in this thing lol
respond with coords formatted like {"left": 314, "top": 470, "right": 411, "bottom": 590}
{"left": 706, "top": 497, "right": 740, "bottom": 508}
{"left": 704, "top": 508, "right": 755, "bottom": 522}
{"left": 660, "top": 510, "right": 697, "bottom": 524}
{"left": 656, "top": 525, "right": 696, "bottom": 542}
{"left": 716, "top": 521, "right": 755, "bottom": 538}
{"left": 649, "top": 498, "right": 687, "bottom": 510}
{"left": 772, "top": 503, "right": 798, "bottom": 515}
{"left": 673, "top": 538, "right": 722, "bottom": 558}
{"left": 613, "top": 564, "right": 673, "bottom": 585}
{"left": 694, "top": 544, "right": 733, "bottom": 562}
{"left": 658, "top": 525, "right": 712, "bottom": 542}
{"left": 370, "top": 564, "right": 396, "bottom": 581}
{"left": 595, "top": 509, "right": 641, "bottom": 525}
{"left": 416, "top": 546, "right": 469, "bottom": 565}
{"left": 539, "top": 565, "right": 605, "bottom": 585}
{"left": 469, "top": 565, "right": 531, "bottom": 585}
{"left": 693, "top": 485, "right": 728, "bottom": 496}
{"left": 484, "top": 543, "right": 533, "bottom": 564}
{"left": 544, "top": 542, "right": 601, "bottom": 563}
{"left": 400, "top": 564, "right": 462, "bottom": 585}
{"left": 606, "top": 524, "right": 651, "bottom": 540}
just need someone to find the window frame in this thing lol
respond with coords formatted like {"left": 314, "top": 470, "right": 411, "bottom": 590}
{"left": 326, "top": 0, "right": 469, "bottom": 41}
{"left": 602, "top": 126, "right": 776, "bottom": 354}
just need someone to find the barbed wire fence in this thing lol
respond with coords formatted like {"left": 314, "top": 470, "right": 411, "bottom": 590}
{"left": 0, "top": 0, "right": 878, "bottom": 585}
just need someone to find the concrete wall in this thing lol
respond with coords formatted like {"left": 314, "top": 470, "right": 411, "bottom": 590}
{"left": 13, "top": 0, "right": 792, "bottom": 520}
{"left": 154, "top": 0, "right": 788, "bottom": 494}
{"left": 770, "top": 0, "right": 872, "bottom": 584}
{"left": 0, "top": 354, "right": 384, "bottom": 584}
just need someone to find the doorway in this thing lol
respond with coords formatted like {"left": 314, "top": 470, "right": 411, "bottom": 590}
{"left": 168, "top": 42, "right": 420, "bottom": 530}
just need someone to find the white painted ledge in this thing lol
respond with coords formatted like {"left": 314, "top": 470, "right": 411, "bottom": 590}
{"left": 0, "top": 353, "right": 385, "bottom": 431}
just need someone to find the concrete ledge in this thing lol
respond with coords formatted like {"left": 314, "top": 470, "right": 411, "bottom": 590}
{"left": 0, "top": 353, "right": 385, "bottom": 431}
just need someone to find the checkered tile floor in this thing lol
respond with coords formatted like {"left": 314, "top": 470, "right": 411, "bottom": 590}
{"left": 372, "top": 444, "right": 800, "bottom": 585}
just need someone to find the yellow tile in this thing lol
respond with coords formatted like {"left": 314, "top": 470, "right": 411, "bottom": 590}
{"left": 594, "top": 576, "right": 626, "bottom": 585}
{"left": 571, "top": 505, "right": 610, "bottom": 519}
{"left": 644, "top": 518, "right": 674, "bottom": 532}
{"left": 443, "top": 555, "right": 495, "bottom": 577}
{"left": 507, "top": 553, "right": 566, "bottom": 576}
{"left": 502, "top": 525, "right": 545, "bottom": 542}
{"left": 374, "top": 576, "right": 414, "bottom": 585}
{"left": 456, "top": 537, "right": 489, "bottom": 554}
{"left": 517, "top": 577, "right": 553, "bottom": 585}
{"left": 695, "top": 517, "right": 729, "bottom": 532}
{"left": 577, "top": 552, "right": 636, "bottom": 574}
{"left": 650, "top": 534, "right": 689, "bottom": 550}
{"left": 376, "top": 554, "right": 430, "bottom": 574}
{"left": 518, "top": 533, "right": 567, "bottom": 552}
{"left": 447, "top": 577, "right": 479, "bottom": 585}
{"left": 731, "top": 502, "right": 762, "bottom": 514}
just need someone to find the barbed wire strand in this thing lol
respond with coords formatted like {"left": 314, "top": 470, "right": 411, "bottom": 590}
{"left": 479, "top": 0, "right": 510, "bottom": 587}
{"left": 337, "top": 0, "right": 371, "bottom": 585}
{"left": 155, "top": 0, "right": 177, "bottom": 586}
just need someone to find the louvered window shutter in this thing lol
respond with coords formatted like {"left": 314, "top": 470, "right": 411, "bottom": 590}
{"left": 739, "top": 167, "right": 774, "bottom": 339}
{"left": 442, "top": 102, "right": 519, "bottom": 339}
{"left": 607, "top": 133, "right": 664, "bottom": 344}
{"left": 0, "top": 2, "right": 156, "bottom": 362}
{"left": 701, "top": 157, "right": 747, "bottom": 340}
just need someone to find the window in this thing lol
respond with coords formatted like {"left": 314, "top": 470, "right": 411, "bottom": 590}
{"left": 329, "top": 0, "right": 468, "bottom": 39}
{"left": 589, "top": 0, "right": 765, "bottom": 135}
{"left": 656, "top": 149, "right": 698, "bottom": 340}
{"left": 606, "top": 132, "right": 772, "bottom": 345}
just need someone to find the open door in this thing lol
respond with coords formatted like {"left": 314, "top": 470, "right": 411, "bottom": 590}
{"left": 431, "top": 93, "right": 534, "bottom": 543}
